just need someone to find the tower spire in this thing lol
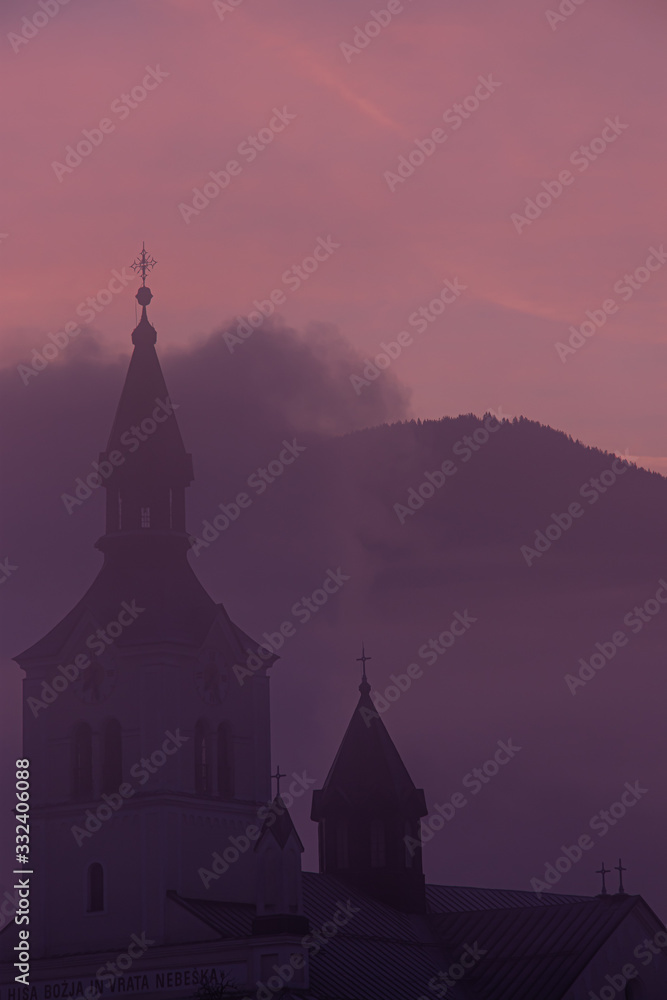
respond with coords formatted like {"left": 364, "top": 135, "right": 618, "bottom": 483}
{"left": 311, "top": 649, "right": 428, "bottom": 912}
{"left": 131, "top": 241, "right": 157, "bottom": 287}
{"left": 96, "top": 245, "right": 193, "bottom": 553}
{"left": 130, "top": 243, "right": 158, "bottom": 346}
{"left": 356, "top": 642, "right": 371, "bottom": 694}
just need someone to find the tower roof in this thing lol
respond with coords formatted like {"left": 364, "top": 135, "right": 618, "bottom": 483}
{"left": 102, "top": 302, "right": 192, "bottom": 485}
{"left": 312, "top": 665, "right": 427, "bottom": 819}
{"left": 256, "top": 796, "right": 305, "bottom": 851}
{"left": 17, "top": 247, "right": 217, "bottom": 658}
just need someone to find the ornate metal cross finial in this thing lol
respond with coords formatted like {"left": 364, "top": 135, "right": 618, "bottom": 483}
{"left": 272, "top": 765, "right": 286, "bottom": 798}
{"left": 596, "top": 862, "right": 610, "bottom": 895}
{"left": 356, "top": 642, "right": 372, "bottom": 683}
{"left": 131, "top": 242, "right": 157, "bottom": 287}
{"left": 615, "top": 858, "right": 627, "bottom": 894}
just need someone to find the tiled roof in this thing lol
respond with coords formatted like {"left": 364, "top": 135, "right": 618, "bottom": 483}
{"left": 168, "top": 891, "right": 254, "bottom": 940}
{"left": 426, "top": 883, "right": 592, "bottom": 912}
{"left": 430, "top": 894, "right": 638, "bottom": 1000}
{"left": 171, "top": 876, "right": 645, "bottom": 1000}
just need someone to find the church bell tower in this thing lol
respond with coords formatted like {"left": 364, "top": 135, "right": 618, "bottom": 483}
{"left": 17, "top": 248, "right": 274, "bottom": 958}
{"left": 311, "top": 648, "right": 428, "bottom": 913}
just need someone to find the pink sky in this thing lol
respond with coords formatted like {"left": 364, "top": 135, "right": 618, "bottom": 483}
{"left": 1, "top": 0, "right": 666, "bottom": 466}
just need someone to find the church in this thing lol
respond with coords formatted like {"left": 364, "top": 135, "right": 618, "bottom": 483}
{"left": 2, "top": 251, "right": 666, "bottom": 1000}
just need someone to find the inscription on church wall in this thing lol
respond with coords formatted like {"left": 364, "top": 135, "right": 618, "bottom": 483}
{"left": 1, "top": 964, "right": 246, "bottom": 1000}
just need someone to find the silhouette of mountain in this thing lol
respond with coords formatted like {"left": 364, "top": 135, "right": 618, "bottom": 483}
{"left": 1, "top": 334, "right": 666, "bottom": 919}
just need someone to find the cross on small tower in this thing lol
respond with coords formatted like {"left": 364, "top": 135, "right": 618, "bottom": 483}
{"left": 272, "top": 765, "right": 286, "bottom": 798}
{"left": 131, "top": 242, "right": 157, "bottom": 287}
{"left": 616, "top": 858, "right": 627, "bottom": 895}
{"left": 356, "top": 643, "right": 372, "bottom": 684}
{"left": 596, "top": 862, "right": 610, "bottom": 896}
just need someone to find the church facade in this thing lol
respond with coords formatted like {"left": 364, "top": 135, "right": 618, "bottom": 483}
{"left": 2, "top": 262, "right": 666, "bottom": 1000}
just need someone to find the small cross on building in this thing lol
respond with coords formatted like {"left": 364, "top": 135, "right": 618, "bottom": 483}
{"left": 272, "top": 765, "right": 286, "bottom": 798}
{"left": 356, "top": 643, "right": 372, "bottom": 682}
{"left": 596, "top": 862, "right": 610, "bottom": 896}
{"left": 616, "top": 858, "right": 627, "bottom": 895}
{"left": 131, "top": 242, "right": 157, "bottom": 287}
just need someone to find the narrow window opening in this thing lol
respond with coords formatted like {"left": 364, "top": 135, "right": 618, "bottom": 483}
{"left": 141, "top": 507, "right": 151, "bottom": 528}
{"left": 404, "top": 820, "right": 415, "bottom": 867}
{"left": 87, "top": 863, "right": 104, "bottom": 912}
{"left": 73, "top": 723, "right": 93, "bottom": 800}
{"left": 194, "top": 722, "right": 210, "bottom": 794}
{"left": 101, "top": 719, "right": 122, "bottom": 792}
{"left": 217, "top": 724, "right": 233, "bottom": 798}
{"left": 370, "top": 819, "right": 386, "bottom": 868}
{"left": 336, "top": 820, "right": 349, "bottom": 869}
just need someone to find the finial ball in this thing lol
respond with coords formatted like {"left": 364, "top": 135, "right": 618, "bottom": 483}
{"left": 136, "top": 286, "right": 153, "bottom": 306}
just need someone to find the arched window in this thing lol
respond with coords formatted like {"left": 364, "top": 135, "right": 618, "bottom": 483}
{"left": 101, "top": 719, "right": 122, "bottom": 793}
{"left": 370, "top": 819, "right": 386, "bottom": 868}
{"left": 404, "top": 820, "right": 416, "bottom": 867}
{"left": 87, "top": 863, "right": 104, "bottom": 913}
{"left": 194, "top": 721, "right": 210, "bottom": 794}
{"left": 217, "top": 724, "right": 233, "bottom": 798}
{"left": 73, "top": 723, "right": 93, "bottom": 800}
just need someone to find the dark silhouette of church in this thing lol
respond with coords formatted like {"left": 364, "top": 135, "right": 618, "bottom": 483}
{"left": 2, "top": 253, "right": 666, "bottom": 1000}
